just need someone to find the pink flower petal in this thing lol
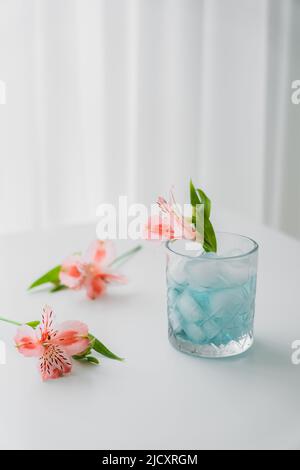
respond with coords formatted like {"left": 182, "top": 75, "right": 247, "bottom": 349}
{"left": 52, "top": 321, "right": 90, "bottom": 356}
{"left": 144, "top": 214, "right": 176, "bottom": 240}
{"left": 40, "top": 305, "right": 55, "bottom": 334}
{"left": 83, "top": 240, "right": 115, "bottom": 267}
{"left": 145, "top": 208, "right": 196, "bottom": 241}
{"left": 182, "top": 219, "right": 196, "bottom": 240}
{"left": 157, "top": 196, "right": 172, "bottom": 214}
{"left": 60, "top": 255, "right": 84, "bottom": 289}
{"left": 39, "top": 345, "right": 72, "bottom": 381}
{"left": 85, "top": 276, "right": 107, "bottom": 300}
{"left": 102, "top": 273, "right": 127, "bottom": 284}
{"left": 15, "top": 325, "right": 43, "bottom": 357}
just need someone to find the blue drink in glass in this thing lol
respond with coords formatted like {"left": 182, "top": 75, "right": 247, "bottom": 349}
{"left": 166, "top": 234, "right": 258, "bottom": 358}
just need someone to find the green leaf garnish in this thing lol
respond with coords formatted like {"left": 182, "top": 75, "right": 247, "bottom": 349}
{"left": 28, "top": 266, "right": 62, "bottom": 290}
{"left": 89, "top": 334, "right": 124, "bottom": 361}
{"left": 86, "top": 356, "right": 100, "bottom": 364}
{"left": 26, "top": 320, "right": 41, "bottom": 329}
{"left": 50, "top": 284, "right": 67, "bottom": 293}
{"left": 190, "top": 180, "right": 217, "bottom": 253}
{"left": 73, "top": 354, "right": 100, "bottom": 365}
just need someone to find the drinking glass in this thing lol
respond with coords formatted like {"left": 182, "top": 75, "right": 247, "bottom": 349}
{"left": 166, "top": 233, "right": 258, "bottom": 358}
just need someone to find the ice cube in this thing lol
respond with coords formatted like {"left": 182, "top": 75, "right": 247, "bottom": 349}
{"left": 176, "top": 290, "right": 207, "bottom": 323}
{"left": 168, "top": 309, "right": 182, "bottom": 334}
{"left": 167, "top": 257, "right": 187, "bottom": 286}
{"left": 183, "top": 322, "right": 206, "bottom": 344}
{"left": 184, "top": 254, "right": 250, "bottom": 290}
{"left": 191, "top": 289, "right": 210, "bottom": 311}
{"left": 167, "top": 287, "right": 180, "bottom": 307}
{"left": 202, "top": 319, "right": 220, "bottom": 340}
{"left": 184, "top": 241, "right": 204, "bottom": 257}
{"left": 218, "top": 258, "right": 249, "bottom": 287}
{"left": 209, "top": 286, "right": 250, "bottom": 320}
{"left": 185, "top": 258, "right": 221, "bottom": 289}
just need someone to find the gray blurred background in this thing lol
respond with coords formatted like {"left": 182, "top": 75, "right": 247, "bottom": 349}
{"left": 0, "top": 0, "right": 299, "bottom": 239}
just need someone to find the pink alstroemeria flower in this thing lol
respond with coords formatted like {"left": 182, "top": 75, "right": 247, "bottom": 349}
{"left": 59, "top": 240, "right": 126, "bottom": 300}
{"left": 14, "top": 306, "right": 90, "bottom": 381}
{"left": 145, "top": 191, "right": 196, "bottom": 241}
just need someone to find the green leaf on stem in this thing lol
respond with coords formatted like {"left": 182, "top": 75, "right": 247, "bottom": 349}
{"left": 73, "top": 353, "right": 100, "bottom": 365}
{"left": 50, "top": 284, "right": 67, "bottom": 293}
{"left": 0, "top": 317, "right": 41, "bottom": 328}
{"left": 86, "top": 356, "right": 100, "bottom": 365}
{"left": 26, "top": 320, "right": 40, "bottom": 329}
{"left": 89, "top": 334, "right": 124, "bottom": 361}
{"left": 28, "top": 266, "right": 62, "bottom": 290}
{"left": 190, "top": 180, "right": 217, "bottom": 253}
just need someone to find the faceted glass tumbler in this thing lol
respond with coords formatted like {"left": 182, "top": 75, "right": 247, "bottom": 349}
{"left": 166, "top": 233, "right": 258, "bottom": 358}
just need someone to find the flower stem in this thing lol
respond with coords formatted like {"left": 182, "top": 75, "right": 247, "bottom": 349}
{"left": 109, "top": 244, "right": 142, "bottom": 269}
{"left": 0, "top": 317, "right": 21, "bottom": 327}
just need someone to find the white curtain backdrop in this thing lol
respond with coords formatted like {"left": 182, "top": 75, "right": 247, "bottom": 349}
{"left": 0, "top": 0, "right": 299, "bottom": 238}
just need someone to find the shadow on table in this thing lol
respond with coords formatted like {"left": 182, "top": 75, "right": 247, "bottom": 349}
{"left": 216, "top": 338, "right": 290, "bottom": 367}
{"left": 204, "top": 337, "right": 300, "bottom": 382}
{"left": 183, "top": 337, "right": 296, "bottom": 373}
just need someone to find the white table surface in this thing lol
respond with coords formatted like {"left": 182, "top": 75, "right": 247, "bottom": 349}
{"left": 0, "top": 210, "right": 300, "bottom": 450}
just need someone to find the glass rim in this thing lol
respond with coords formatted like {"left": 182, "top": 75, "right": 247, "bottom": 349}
{"left": 165, "top": 232, "right": 259, "bottom": 261}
